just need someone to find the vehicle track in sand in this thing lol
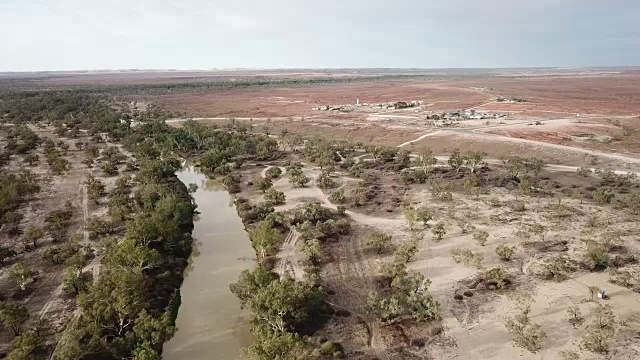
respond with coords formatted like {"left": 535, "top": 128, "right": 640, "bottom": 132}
{"left": 274, "top": 230, "right": 304, "bottom": 280}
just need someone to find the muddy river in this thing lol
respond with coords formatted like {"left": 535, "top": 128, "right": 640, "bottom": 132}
{"left": 163, "top": 167, "right": 254, "bottom": 360}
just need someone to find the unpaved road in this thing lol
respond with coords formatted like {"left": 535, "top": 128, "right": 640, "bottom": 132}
{"left": 274, "top": 231, "right": 303, "bottom": 280}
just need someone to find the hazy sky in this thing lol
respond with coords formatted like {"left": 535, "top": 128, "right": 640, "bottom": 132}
{"left": 1, "top": 0, "right": 639, "bottom": 71}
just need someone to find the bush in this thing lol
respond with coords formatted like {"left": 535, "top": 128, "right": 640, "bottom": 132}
{"left": 451, "top": 248, "right": 484, "bottom": 269}
{"left": 264, "top": 166, "right": 282, "bottom": 179}
{"left": 581, "top": 304, "right": 615, "bottom": 354}
{"left": 101, "top": 161, "right": 119, "bottom": 176}
{"left": 431, "top": 222, "right": 446, "bottom": 241}
{"left": 577, "top": 167, "right": 592, "bottom": 176}
{"left": 329, "top": 188, "right": 346, "bottom": 204}
{"left": 584, "top": 243, "right": 609, "bottom": 270}
{"left": 363, "top": 231, "right": 392, "bottom": 254}
{"left": 537, "top": 255, "right": 574, "bottom": 281}
{"left": 0, "top": 246, "right": 18, "bottom": 266}
{"left": 222, "top": 175, "right": 241, "bottom": 193}
{"left": 350, "top": 187, "right": 372, "bottom": 206}
{"left": 473, "top": 230, "right": 489, "bottom": 246}
{"left": 264, "top": 187, "right": 286, "bottom": 205}
{"left": 510, "top": 200, "right": 526, "bottom": 212}
{"left": 496, "top": 244, "right": 515, "bottom": 261}
{"left": 504, "top": 300, "right": 547, "bottom": 353}
{"left": 316, "top": 171, "right": 336, "bottom": 189}
{"left": 593, "top": 187, "right": 614, "bottom": 205}
{"left": 42, "top": 243, "right": 80, "bottom": 265}
{"left": 288, "top": 167, "right": 310, "bottom": 187}
{"left": 484, "top": 267, "right": 509, "bottom": 289}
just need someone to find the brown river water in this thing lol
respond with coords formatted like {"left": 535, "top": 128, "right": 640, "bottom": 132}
{"left": 163, "top": 167, "right": 254, "bottom": 360}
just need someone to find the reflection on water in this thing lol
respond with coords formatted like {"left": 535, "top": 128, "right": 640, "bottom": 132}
{"left": 163, "top": 166, "right": 255, "bottom": 360}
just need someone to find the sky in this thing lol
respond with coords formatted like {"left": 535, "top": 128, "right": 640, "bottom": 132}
{"left": 1, "top": 0, "right": 639, "bottom": 71}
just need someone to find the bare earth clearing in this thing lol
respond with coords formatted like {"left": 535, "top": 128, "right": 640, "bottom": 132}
{"left": 238, "top": 152, "right": 640, "bottom": 359}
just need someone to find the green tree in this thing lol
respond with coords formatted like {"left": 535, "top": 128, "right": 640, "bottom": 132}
{"left": 104, "top": 238, "right": 161, "bottom": 273}
{"left": 249, "top": 277, "right": 324, "bottom": 333}
{"left": 22, "top": 225, "right": 44, "bottom": 249}
{"left": 0, "top": 301, "right": 29, "bottom": 336}
{"left": 301, "top": 238, "right": 323, "bottom": 264}
{"left": 132, "top": 310, "right": 175, "bottom": 352}
{"left": 0, "top": 246, "right": 17, "bottom": 265}
{"left": 287, "top": 168, "right": 310, "bottom": 188}
{"left": 448, "top": 149, "right": 464, "bottom": 172}
{"left": 413, "top": 148, "right": 437, "bottom": 174}
{"left": 463, "top": 151, "right": 486, "bottom": 173}
{"left": 6, "top": 330, "right": 45, "bottom": 360}
{"left": 248, "top": 221, "right": 282, "bottom": 259}
{"left": 255, "top": 177, "right": 273, "bottom": 193}
{"left": 230, "top": 266, "right": 279, "bottom": 309}
{"left": 85, "top": 174, "right": 106, "bottom": 204}
{"left": 364, "top": 231, "right": 392, "bottom": 254}
{"left": 62, "top": 267, "right": 92, "bottom": 295}
{"left": 78, "top": 268, "right": 149, "bottom": 337}
{"left": 11, "top": 263, "right": 36, "bottom": 291}
{"left": 245, "top": 327, "right": 306, "bottom": 360}
{"left": 316, "top": 171, "right": 336, "bottom": 189}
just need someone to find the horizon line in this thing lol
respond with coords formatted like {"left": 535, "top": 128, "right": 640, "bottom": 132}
{"left": 1, "top": 65, "right": 639, "bottom": 74}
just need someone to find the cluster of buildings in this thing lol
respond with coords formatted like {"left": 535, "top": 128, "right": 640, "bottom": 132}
{"left": 427, "top": 109, "right": 506, "bottom": 121}
{"left": 312, "top": 100, "right": 423, "bottom": 111}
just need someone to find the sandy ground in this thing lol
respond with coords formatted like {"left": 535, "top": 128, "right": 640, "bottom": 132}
{"left": 241, "top": 158, "right": 640, "bottom": 359}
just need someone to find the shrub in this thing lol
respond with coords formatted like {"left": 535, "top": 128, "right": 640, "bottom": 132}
{"left": 592, "top": 187, "right": 614, "bottom": 205}
{"left": 473, "top": 230, "right": 489, "bottom": 246}
{"left": 451, "top": 248, "right": 484, "bottom": 269}
{"left": 431, "top": 222, "right": 446, "bottom": 241}
{"left": 504, "top": 300, "right": 547, "bottom": 353}
{"left": 537, "top": 255, "right": 574, "bottom": 281}
{"left": 457, "top": 221, "right": 475, "bottom": 234}
{"left": 496, "top": 244, "right": 515, "bottom": 261}
{"left": 101, "top": 161, "right": 119, "bottom": 176}
{"left": 329, "top": 188, "right": 346, "bottom": 204}
{"left": 42, "top": 243, "right": 80, "bottom": 265}
{"left": 350, "top": 188, "right": 371, "bottom": 206}
{"left": 484, "top": 267, "right": 509, "bottom": 289}
{"left": 0, "top": 246, "right": 18, "bottom": 266}
{"left": 334, "top": 218, "right": 351, "bottom": 235}
{"left": 264, "top": 167, "right": 282, "bottom": 179}
{"left": 511, "top": 200, "right": 526, "bottom": 212}
{"left": 577, "top": 167, "right": 592, "bottom": 177}
{"left": 584, "top": 243, "right": 609, "bottom": 270}
{"left": 222, "top": 175, "right": 241, "bottom": 193}
{"left": 316, "top": 171, "right": 336, "bottom": 189}
{"left": 581, "top": 304, "right": 615, "bottom": 354}
{"left": 264, "top": 188, "right": 286, "bottom": 205}
{"left": 567, "top": 306, "right": 584, "bottom": 328}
